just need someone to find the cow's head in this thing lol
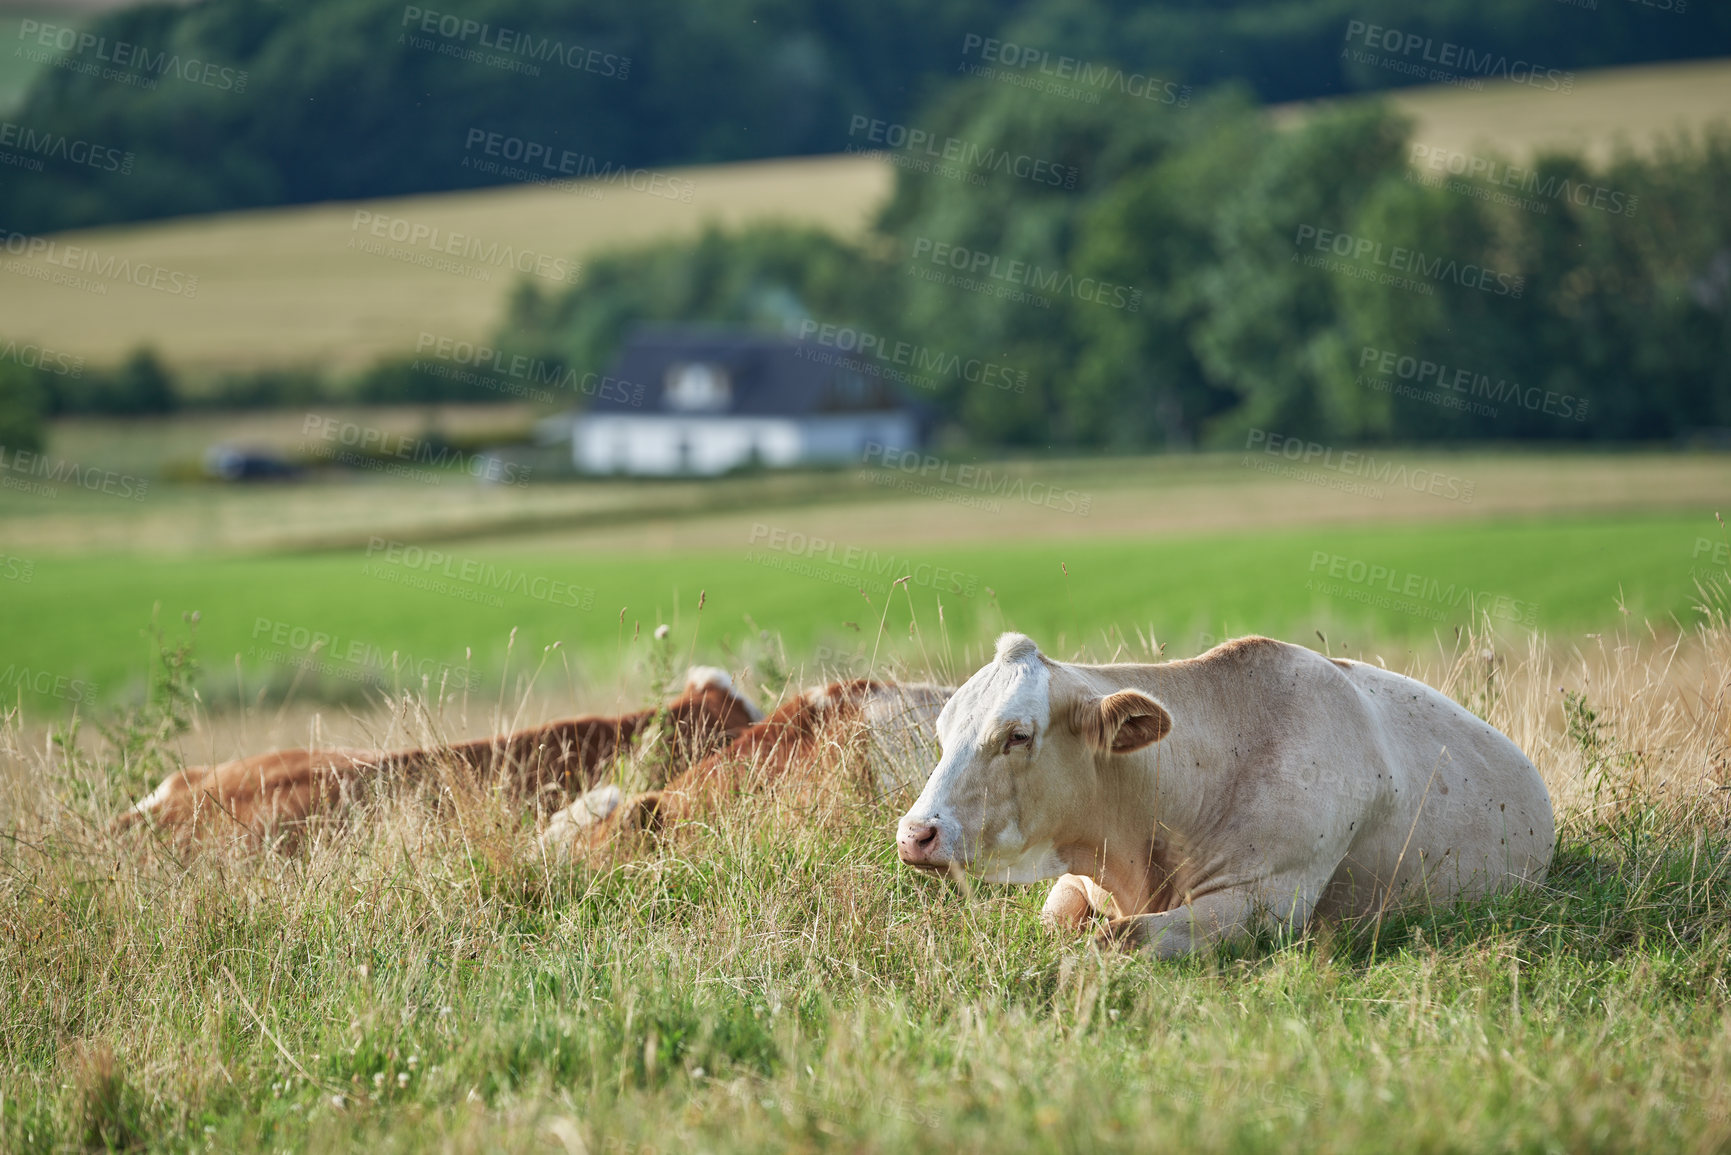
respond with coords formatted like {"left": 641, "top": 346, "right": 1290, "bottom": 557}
{"left": 895, "top": 633, "right": 1172, "bottom": 881}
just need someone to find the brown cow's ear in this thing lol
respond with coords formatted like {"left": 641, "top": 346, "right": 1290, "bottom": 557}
{"left": 1072, "top": 689, "right": 1173, "bottom": 753}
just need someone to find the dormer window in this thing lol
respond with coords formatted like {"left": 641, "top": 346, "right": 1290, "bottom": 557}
{"left": 664, "top": 362, "right": 732, "bottom": 411}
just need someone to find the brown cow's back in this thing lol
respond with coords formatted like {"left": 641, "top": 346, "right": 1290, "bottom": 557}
{"left": 555, "top": 679, "right": 951, "bottom": 848}
{"left": 115, "top": 667, "right": 762, "bottom": 844}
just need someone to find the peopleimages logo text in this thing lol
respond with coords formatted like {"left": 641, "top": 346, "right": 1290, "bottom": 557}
{"left": 0, "top": 120, "right": 133, "bottom": 174}
{"left": 910, "top": 237, "right": 1141, "bottom": 311}
{"left": 349, "top": 211, "right": 576, "bottom": 283}
{"left": 0, "top": 338, "right": 82, "bottom": 378}
{"left": 461, "top": 129, "right": 692, "bottom": 202}
{"left": 302, "top": 415, "right": 532, "bottom": 485}
{"left": 1342, "top": 21, "right": 1573, "bottom": 92}
{"left": 1358, "top": 346, "right": 1588, "bottom": 422}
{"left": 846, "top": 116, "right": 1077, "bottom": 189}
{"left": 0, "top": 444, "right": 149, "bottom": 500}
{"left": 1294, "top": 224, "right": 1523, "bottom": 298}
{"left": 364, "top": 537, "right": 595, "bottom": 609}
{"left": 861, "top": 443, "right": 1091, "bottom": 515}
{"left": 0, "top": 229, "right": 198, "bottom": 297}
{"left": 1408, "top": 144, "right": 1636, "bottom": 217}
{"left": 1307, "top": 551, "right": 1539, "bottom": 627}
{"left": 958, "top": 34, "right": 1190, "bottom": 106}
{"left": 16, "top": 20, "right": 249, "bottom": 92}
{"left": 1245, "top": 429, "right": 1474, "bottom": 502}
{"left": 746, "top": 523, "right": 980, "bottom": 598}
{"left": 249, "top": 617, "right": 480, "bottom": 689}
{"left": 793, "top": 320, "right": 1026, "bottom": 394}
{"left": 414, "top": 333, "right": 642, "bottom": 405}
{"left": 400, "top": 6, "right": 629, "bottom": 77}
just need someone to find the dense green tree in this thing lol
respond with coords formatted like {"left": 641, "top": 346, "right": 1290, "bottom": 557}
{"left": 3, "top": 0, "right": 1728, "bottom": 231}
{"left": 0, "top": 0, "right": 1000, "bottom": 232}
{"left": 1184, "top": 103, "right": 1410, "bottom": 444}
{"left": 503, "top": 224, "right": 885, "bottom": 383}
{"left": 501, "top": 96, "right": 1731, "bottom": 449}
{"left": 0, "top": 363, "right": 49, "bottom": 453}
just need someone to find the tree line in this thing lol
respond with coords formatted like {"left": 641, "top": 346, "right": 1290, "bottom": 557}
{"left": 0, "top": 0, "right": 1726, "bottom": 233}
{"left": 496, "top": 84, "right": 1731, "bottom": 448}
{"left": 3, "top": 0, "right": 1728, "bottom": 450}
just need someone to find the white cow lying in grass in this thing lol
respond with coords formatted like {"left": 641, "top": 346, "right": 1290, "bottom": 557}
{"left": 896, "top": 633, "right": 1554, "bottom": 958}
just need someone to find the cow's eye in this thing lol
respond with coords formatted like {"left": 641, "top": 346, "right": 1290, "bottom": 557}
{"left": 1004, "top": 730, "right": 1032, "bottom": 752}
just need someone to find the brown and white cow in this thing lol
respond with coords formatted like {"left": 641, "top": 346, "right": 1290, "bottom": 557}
{"left": 115, "top": 667, "right": 762, "bottom": 843}
{"left": 895, "top": 634, "right": 1554, "bottom": 958}
{"left": 542, "top": 678, "right": 953, "bottom": 852}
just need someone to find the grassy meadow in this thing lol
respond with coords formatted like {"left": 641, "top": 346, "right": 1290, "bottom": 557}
{"left": 2, "top": 580, "right": 1730, "bottom": 1152}
{"left": 3, "top": 444, "right": 1728, "bottom": 716}
{"left": 2, "top": 440, "right": 1730, "bottom": 1151}
{"left": 5, "top": 19, "right": 1731, "bottom": 1152}
{"left": 0, "top": 508, "right": 1722, "bottom": 713}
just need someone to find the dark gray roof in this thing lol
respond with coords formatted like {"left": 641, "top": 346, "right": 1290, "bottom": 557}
{"left": 591, "top": 325, "right": 913, "bottom": 416}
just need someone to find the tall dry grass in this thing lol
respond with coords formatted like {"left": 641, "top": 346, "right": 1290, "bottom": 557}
{"left": 2, "top": 608, "right": 1729, "bottom": 1152}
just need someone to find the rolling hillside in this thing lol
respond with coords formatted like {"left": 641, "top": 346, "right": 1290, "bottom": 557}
{"left": 0, "top": 59, "right": 1727, "bottom": 378}
{"left": 1273, "top": 56, "right": 1731, "bottom": 164}
{"left": 0, "top": 154, "right": 893, "bottom": 376}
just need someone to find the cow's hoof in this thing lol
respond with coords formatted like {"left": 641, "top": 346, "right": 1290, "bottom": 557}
{"left": 1093, "top": 917, "right": 1147, "bottom": 952}
{"left": 1040, "top": 874, "right": 1098, "bottom": 932}
{"left": 539, "top": 784, "right": 626, "bottom": 860}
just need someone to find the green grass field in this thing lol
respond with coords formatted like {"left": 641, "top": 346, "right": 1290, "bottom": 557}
{"left": 2, "top": 509, "right": 1721, "bottom": 716}
{"left": 4, "top": 32, "right": 1731, "bottom": 1155}
{"left": 4, "top": 562, "right": 1730, "bottom": 1153}
{"left": 8, "top": 770, "right": 1731, "bottom": 1154}
{"left": 4, "top": 440, "right": 1728, "bottom": 716}
{"left": 4, "top": 445, "right": 1731, "bottom": 1152}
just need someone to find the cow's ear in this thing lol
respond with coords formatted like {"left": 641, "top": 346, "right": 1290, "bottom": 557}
{"left": 1072, "top": 689, "right": 1172, "bottom": 754}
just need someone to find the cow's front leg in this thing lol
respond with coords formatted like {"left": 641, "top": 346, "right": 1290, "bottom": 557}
{"left": 1096, "top": 872, "right": 1322, "bottom": 959}
{"left": 537, "top": 784, "right": 625, "bottom": 859}
{"left": 1041, "top": 873, "right": 1121, "bottom": 930}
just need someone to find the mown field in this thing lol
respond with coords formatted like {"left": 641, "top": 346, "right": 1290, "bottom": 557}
{"left": 3, "top": 445, "right": 1728, "bottom": 716}
{"left": 0, "top": 154, "right": 893, "bottom": 376}
{"left": 1274, "top": 56, "right": 1731, "bottom": 166}
{"left": 0, "top": 509, "right": 1721, "bottom": 716}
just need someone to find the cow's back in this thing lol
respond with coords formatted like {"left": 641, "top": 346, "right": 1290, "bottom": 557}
{"left": 1323, "top": 659, "right": 1553, "bottom": 915}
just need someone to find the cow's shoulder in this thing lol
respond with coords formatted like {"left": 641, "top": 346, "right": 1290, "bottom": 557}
{"left": 1191, "top": 634, "right": 1318, "bottom": 673}
{"left": 1207, "top": 634, "right": 1285, "bottom": 658}
{"left": 1179, "top": 637, "right": 1370, "bottom": 725}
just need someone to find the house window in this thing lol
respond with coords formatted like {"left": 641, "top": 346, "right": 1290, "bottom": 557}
{"left": 820, "top": 369, "right": 890, "bottom": 411}
{"left": 664, "top": 362, "right": 732, "bottom": 411}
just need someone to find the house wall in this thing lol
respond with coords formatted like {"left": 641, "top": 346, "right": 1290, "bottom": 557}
{"left": 571, "top": 414, "right": 918, "bottom": 476}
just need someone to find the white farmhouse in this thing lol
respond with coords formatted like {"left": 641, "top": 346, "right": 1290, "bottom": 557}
{"left": 549, "top": 327, "right": 921, "bottom": 476}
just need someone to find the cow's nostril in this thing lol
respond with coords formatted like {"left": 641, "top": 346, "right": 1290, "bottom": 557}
{"left": 898, "top": 818, "right": 947, "bottom": 866}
